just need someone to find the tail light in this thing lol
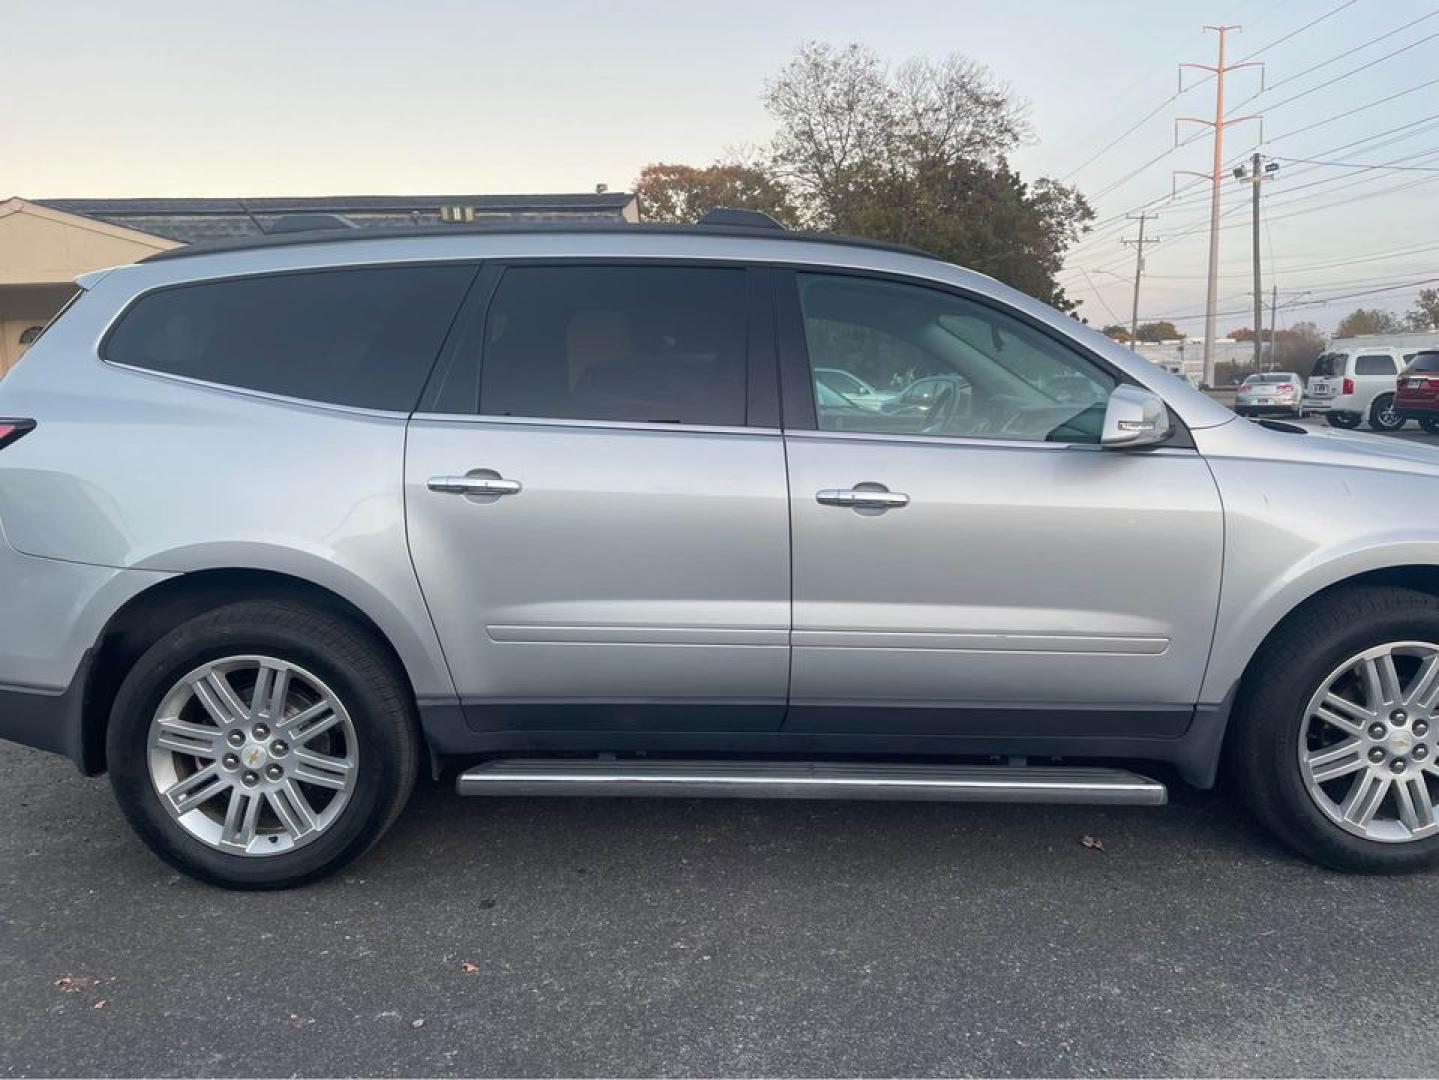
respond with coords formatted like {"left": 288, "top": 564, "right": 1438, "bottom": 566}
{"left": 1275, "top": 383, "right": 1295, "bottom": 393}
{"left": 1343, "top": 378, "right": 1355, "bottom": 395}
{"left": 0, "top": 419, "right": 35, "bottom": 450}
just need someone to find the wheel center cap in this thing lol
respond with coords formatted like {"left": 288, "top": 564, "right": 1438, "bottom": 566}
{"left": 1388, "top": 732, "right": 1414, "bottom": 756}
{"left": 240, "top": 744, "right": 268, "bottom": 770}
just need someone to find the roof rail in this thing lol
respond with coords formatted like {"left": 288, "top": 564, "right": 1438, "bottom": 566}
{"left": 697, "top": 207, "right": 785, "bottom": 230}
{"left": 139, "top": 220, "right": 936, "bottom": 264}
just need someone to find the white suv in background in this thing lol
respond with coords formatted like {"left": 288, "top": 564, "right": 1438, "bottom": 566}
{"left": 1307, "top": 347, "right": 1420, "bottom": 431}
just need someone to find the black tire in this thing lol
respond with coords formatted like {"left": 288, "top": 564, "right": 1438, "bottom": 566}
{"left": 107, "top": 599, "right": 420, "bottom": 889}
{"left": 1228, "top": 585, "right": 1439, "bottom": 873}
{"left": 1421, "top": 419, "right": 1439, "bottom": 435}
{"left": 1326, "top": 411, "right": 1361, "bottom": 429}
{"left": 1369, "top": 392, "right": 1405, "bottom": 432}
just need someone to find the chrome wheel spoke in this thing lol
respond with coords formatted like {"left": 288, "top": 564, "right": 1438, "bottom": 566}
{"left": 278, "top": 701, "right": 338, "bottom": 742}
{"left": 1341, "top": 771, "right": 1390, "bottom": 828}
{"left": 153, "top": 717, "right": 221, "bottom": 759}
{"left": 148, "top": 656, "right": 358, "bottom": 857}
{"left": 220, "top": 787, "right": 263, "bottom": 848}
{"left": 1305, "top": 739, "right": 1366, "bottom": 783}
{"left": 193, "top": 670, "right": 249, "bottom": 727}
{"left": 291, "top": 748, "right": 352, "bottom": 790}
{"left": 1316, "top": 694, "right": 1373, "bottom": 737}
{"left": 1407, "top": 654, "right": 1439, "bottom": 710}
{"left": 251, "top": 663, "right": 291, "bottom": 724}
{"left": 266, "top": 781, "right": 318, "bottom": 838}
{"left": 164, "top": 764, "right": 227, "bottom": 815}
{"left": 1393, "top": 775, "right": 1435, "bottom": 832}
{"left": 1362, "top": 654, "right": 1403, "bottom": 710}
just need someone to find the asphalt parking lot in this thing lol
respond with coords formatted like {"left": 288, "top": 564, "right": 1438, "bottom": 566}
{"left": 5, "top": 417, "right": 1439, "bottom": 1079}
{"left": 3, "top": 738, "right": 1439, "bottom": 1079}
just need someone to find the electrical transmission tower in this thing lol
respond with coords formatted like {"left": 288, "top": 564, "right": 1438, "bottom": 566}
{"left": 1176, "top": 25, "right": 1263, "bottom": 387}
{"left": 1121, "top": 211, "right": 1160, "bottom": 351}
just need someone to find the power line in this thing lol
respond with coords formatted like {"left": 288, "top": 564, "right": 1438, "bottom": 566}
{"left": 1271, "top": 155, "right": 1439, "bottom": 172}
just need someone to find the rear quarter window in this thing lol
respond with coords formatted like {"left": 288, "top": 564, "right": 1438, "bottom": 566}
{"left": 1355, "top": 354, "right": 1398, "bottom": 376}
{"left": 103, "top": 265, "right": 476, "bottom": 411}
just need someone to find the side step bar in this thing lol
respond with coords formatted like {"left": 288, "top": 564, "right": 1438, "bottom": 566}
{"left": 455, "top": 760, "right": 1167, "bottom": 806}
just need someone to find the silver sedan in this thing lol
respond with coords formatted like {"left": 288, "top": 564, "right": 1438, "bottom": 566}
{"left": 1235, "top": 372, "right": 1305, "bottom": 418}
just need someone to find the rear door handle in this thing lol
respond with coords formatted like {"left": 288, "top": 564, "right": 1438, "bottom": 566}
{"left": 816, "top": 487, "right": 909, "bottom": 509}
{"left": 428, "top": 475, "right": 522, "bottom": 496}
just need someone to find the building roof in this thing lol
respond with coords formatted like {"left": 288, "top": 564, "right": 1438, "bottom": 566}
{"left": 35, "top": 193, "right": 637, "bottom": 245}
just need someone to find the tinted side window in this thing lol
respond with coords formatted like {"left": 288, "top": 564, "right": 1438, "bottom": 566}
{"left": 796, "top": 273, "right": 1114, "bottom": 443}
{"left": 105, "top": 266, "right": 475, "bottom": 411}
{"left": 1356, "top": 354, "right": 1397, "bottom": 376}
{"left": 479, "top": 266, "right": 748, "bottom": 426}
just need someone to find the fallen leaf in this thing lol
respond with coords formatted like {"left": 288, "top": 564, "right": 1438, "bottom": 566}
{"left": 93, "top": 1000, "right": 107, "bottom": 1010}
{"left": 54, "top": 976, "right": 97, "bottom": 993}
{"left": 459, "top": 962, "right": 480, "bottom": 974}
{"left": 411, "top": 1018, "right": 426, "bottom": 1029}
{"left": 1081, "top": 835, "right": 1105, "bottom": 851}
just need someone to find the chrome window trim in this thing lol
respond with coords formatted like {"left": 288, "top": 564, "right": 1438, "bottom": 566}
{"left": 409, "top": 411, "right": 780, "bottom": 438}
{"left": 781, "top": 427, "right": 1199, "bottom": 455}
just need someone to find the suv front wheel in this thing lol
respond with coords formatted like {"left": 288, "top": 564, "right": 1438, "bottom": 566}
{"left": 1230, "top": 586, "right": 1439, "bottom": 873}
{"left": 107, "top": 600, "right": 420, "bottom": 889}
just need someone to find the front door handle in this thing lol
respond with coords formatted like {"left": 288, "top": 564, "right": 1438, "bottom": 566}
{"left": 816, "top": 487, "right": 909, "bottom": 509}
{"left": 428, "top": 475, "right": 522, "bottom": 496}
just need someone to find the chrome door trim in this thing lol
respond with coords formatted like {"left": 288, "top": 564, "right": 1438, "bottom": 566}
{"left": 783, "top": 428, "right": 1200, "bottom": 454}
{"left": 791, "top": 630, "right": 1171, "bottom": 654}
{"left": 410, "top": 412, "right": 781, "bottom": 438}
{"left": 486, "top": 624, "right": 788, "bottom": 647}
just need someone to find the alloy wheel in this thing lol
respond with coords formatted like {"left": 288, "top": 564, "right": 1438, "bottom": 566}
{"left": 146, "top": 656, "right": 359, "bottom": 856}
{"left": 1298, "top": 642, "right": 1439, "bottom": 843}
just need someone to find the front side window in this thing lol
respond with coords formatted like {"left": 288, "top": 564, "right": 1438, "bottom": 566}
{"left": 478, "top": 266, "right": 748, "bottom": 426}
{"left": 1356, "top": 354, "right": 1398, "bottom": 376}
{"left": 796, "top": 273, "right": 1115, "bottom": 443}
{"left": 104, "top": 266, "right": 475, "bottom": 411}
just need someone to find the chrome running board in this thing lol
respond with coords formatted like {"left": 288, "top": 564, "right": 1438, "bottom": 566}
{"left": 455, "top": 760, "right": 1166, "bottom": 806}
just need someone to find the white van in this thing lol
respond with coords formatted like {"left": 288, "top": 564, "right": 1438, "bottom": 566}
{"left": 1306, "top": 346, "right": 1424, "bottom": 431}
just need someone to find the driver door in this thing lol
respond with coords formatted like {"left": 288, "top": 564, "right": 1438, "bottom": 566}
{"left": 777, "top": 270, "right": 1224, "bottom": 737}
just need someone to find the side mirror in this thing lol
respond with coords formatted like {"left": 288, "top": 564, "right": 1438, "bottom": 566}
{"left": 1101, "top": 384, "right": 1172, "bottom": 449}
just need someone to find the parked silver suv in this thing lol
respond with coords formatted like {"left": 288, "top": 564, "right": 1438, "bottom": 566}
{"left": 4, "top": 216, "right": 1439, "bottom": 888}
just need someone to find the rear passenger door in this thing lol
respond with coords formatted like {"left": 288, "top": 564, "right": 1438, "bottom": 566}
{"left": 405, "top": 263, "right": 791, "bottom": 732}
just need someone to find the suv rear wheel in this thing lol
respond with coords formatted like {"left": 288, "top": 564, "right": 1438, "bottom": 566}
{"left": 107, "top": 600, "right": 420, "bottom": 889}
{"left": 1326, "top": 411, "right": 1361, "bottom": 429}
{"left": 1369, "top": 392, "right": 1405, "bottom": 432}
{"left": 1229, "top": 586, "right": 1439, "bottom": 873}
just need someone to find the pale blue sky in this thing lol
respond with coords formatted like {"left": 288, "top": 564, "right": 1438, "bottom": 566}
{"left": 4, "top": 0, "right": 1436, "bottom": 332}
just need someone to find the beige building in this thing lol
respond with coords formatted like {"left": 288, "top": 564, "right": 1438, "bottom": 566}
{"left": 0, "top": 191, "right": 638, "bottom": 377}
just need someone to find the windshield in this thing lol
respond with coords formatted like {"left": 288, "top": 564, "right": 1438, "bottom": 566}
{"left": 1407, "top": 352, "right": 1439, "bottom": 373}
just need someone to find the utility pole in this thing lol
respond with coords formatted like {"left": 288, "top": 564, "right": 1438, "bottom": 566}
{"left": 1177, "top": 26, "right": 1262, "bottom": 387}
{"left": 1122, "top": 211, "right": 1159, "bottom": 351}
{"left": 1234, "top": 153, "right": 1279, "bottom": 369}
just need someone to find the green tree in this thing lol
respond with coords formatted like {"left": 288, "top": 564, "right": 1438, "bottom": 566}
{"left": 762, "top": 43, "right": 1092, "bottom": 310}
{"left": 1336, "top": 308, "right": 1402, "bottom": 337}
{"left": 635, "top": 162, "right": 796, "bottom": 226}
{"left": 1135, "top": 321, "right": 1183, "bottom": 342}
{"left": 1403, "top": 288, "right": 1439, "bottom": 332}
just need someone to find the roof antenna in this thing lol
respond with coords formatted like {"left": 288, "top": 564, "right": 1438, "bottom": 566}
{"left": 237, "top": 198, "right": 268, "bottom": 235}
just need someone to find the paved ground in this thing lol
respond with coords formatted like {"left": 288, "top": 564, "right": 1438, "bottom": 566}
{"left": 3, "top": 740, "right": 1439, "bottom": 1078}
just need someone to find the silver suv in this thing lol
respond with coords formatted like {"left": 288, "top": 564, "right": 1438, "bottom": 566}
{"left": 4, "top": 217, "right": 1439, "bottom": 888}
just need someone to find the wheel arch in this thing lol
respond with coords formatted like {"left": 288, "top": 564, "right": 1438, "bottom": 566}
{"left": 77, "top": 568, "right": 431, "bottom": 775}
{"left": 1205, "top": 563, "right": 1439, "bottom": 780}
